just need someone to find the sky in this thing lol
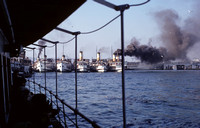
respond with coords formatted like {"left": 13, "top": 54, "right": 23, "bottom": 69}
{"left": 25, "top": 0, "right": 199, "bottom": 62}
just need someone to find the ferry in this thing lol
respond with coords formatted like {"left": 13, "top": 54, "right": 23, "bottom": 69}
{"left": 0, "top": 1, "right": 92, "bottom": 128}
{"left": 108, "top": 54, "right": 122, "bottom": 72}
{"left": 96, "top": 63, "right": 108, "bottom": 72}
{"left": 77, "top": 61, "right": 90, "bottom": 72}
{"left": 90, "top": 52, "right": 108, "bottom": 72}
{"left": 57, "top": 55, "right": 72, "bottom": 72}
{"left": 77, "top": 51, "right": 90, "bottom": 72}
{"left": 34, "top": 56, "right": 56, "bottom": 72}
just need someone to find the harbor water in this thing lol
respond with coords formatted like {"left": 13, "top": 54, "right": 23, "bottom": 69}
{"left": 30, "top": 70, "right": 200, "bottom": 128}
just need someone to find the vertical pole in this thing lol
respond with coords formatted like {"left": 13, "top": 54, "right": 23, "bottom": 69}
{"left": 50, "top": 91, "right": 53, "bottom": 108}
{"left": 28, "top": 79, "right": 30, "bottom": 90}
{"left": 75, "top": 35, "right": 78, "bottom": 127}
{"left": 120, "top": 10, "right": 126, "bottom": 128}
{"left": 33, "top": 49, "right": 35, "bottom": 92}
{"left": 55, "top": 43, "right": 58, "bottom": 96}
{"left": 44, "top": 47, "right": 47, "bottom": 96}
{"left": 62, "top": 100, "right": 67, "bottom": 128}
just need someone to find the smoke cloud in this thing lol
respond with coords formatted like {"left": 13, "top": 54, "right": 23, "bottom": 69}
{"left": 121, "top": 3, "right": 200, "bottom": 64}
{"left": 155, "top": 9, "right": 198, "bottom": 61}
{"left": 98, "top": 47, "right": 110, "bottom": 54}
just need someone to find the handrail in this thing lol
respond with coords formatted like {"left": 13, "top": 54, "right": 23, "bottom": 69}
{"left": 27, "top": 79, "right": 101, "bottom": 128}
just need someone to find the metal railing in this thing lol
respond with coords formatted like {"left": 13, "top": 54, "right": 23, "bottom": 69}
{"left": 27, "top": 79, "right": 101, "bottom": 128}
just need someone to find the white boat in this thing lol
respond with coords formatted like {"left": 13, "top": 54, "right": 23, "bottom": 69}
{"left": 96, "top": 64, "right": 107, "bottom": 72}
{"left": 115, "top": 64, "right": 122, "bottom": 72}
{"left": 35, "top": 58, "right": 56, "bottom": 72}
{"left": 57, "top": 60, "right": 72, "bottom": 72}
{"left": 77, "top": 61, "right": 89, "bottom": 72}
{"left": 108, "top": 62, "right": 122, "bottom": 72}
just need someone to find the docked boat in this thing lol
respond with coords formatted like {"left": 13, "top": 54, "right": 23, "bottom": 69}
{"left": 77, "top": 61, "right": 89, "bottom": 72}
{"left": 76, "top": 51, "right": 90, "bottom": 72}
{"left": 57, "top": 55, "right": 72, "bottom": 72}
{"left": 34, "top": 56, "right": 56, "bottom": 72}
{"left": 108, "top": 54, "right": 122, "bottom": 72}
{"left": 108, "top": 61, "right": 122, "bottom": 72}
{"left": 96, "top": 63, "right": 108, "bottom": 72}
{"left": 10, "top": 56, "right": 33, "bottom": 77}
{"left": 90, "top": 52, "right": 108, "bottom": 72}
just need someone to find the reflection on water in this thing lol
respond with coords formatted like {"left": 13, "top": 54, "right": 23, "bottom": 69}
{"left": 32, "top": 70, "right": 200, "bottom": 127}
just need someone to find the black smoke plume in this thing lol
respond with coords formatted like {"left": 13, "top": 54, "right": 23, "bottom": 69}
{"left": 37, "top": 40, "right": 46, "bottom": 58}
{"left": 114, "top": 49, "right": 121, "bottom": 55}
{"left": 125, "top": 38, "right": 164, "bottom": 64}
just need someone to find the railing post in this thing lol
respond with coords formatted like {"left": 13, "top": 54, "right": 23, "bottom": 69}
{"left": 39, "top": 84, "right": 41, "bottom": 94}
{"left": 28, "top": 79, "right": 30, "bottom": 90}
{"left": 44, "top": 47, "right": 47, "bottom": 96}
{"left": 62, "top": 100, "right": 67, "bottom": 128}
{"left": 120, "top": 10, "right": 126, "bottom": 128}
{"left": 33, "top": 48, "right": 35, "bottom": 93}
{"left": 50, "top": 91, "right": 53, "bottom": 108}
{"left": 75, "top": 34, "right": 78, "bottom": 127}
{"left": 34, "top": 81, "right": 36, "bottom": 94}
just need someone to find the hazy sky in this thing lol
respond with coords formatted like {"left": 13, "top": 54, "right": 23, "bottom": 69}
{"left": 25, "top": 0, "right": 198, "bottom": 61}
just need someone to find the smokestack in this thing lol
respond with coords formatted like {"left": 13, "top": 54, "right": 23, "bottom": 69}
{"left": 113, "top": 54, "right": 116, "bottom": 62}
{"left": 97, "top": 52, "right": 100, "bottom": 61}
{"left": 79, "top": 51, "right": 83, "bottom": 61}
{"left": 62, "top": 55, "right": 65, "bottom": 61}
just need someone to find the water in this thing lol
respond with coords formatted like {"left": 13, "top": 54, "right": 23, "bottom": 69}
{"left": 30, "top": 70, "right": 200, "bottom": 128}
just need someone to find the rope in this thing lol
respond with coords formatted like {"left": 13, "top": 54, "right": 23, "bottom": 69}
{"left": 130, "top": 0, "right": 150, "bottom": 7}
{"left": 81, "top": 14, "right": 121, "bottom": 34}
{"left": 59, "top": 37, "right": 75, "bottom": 44}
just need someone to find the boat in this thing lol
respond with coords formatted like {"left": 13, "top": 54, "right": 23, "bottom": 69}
{"left": 96, "top": 63, "right": 108, "bottom": 72}
{"left": 10, "top": 56, "right": 33, "bottom": 77}
{"left": 34, "top": 56, "right": 56, "bottom": 72}
{"left": 89, "top": 52, "right": 108, "bottom": 72}
{"left": 76, "top": 51, "right": 90, "bottom": 72}
{"left": 77, "top": 61, "right": 90, "bottom": 72}
{"left": 57, "top": 55, "right": 72, "bottom": 72}
{"left": 108, "top": 61, "right": 122, "bottom": 72}
{"left": 108, "top": 54, "right": 122, "bottom": 72}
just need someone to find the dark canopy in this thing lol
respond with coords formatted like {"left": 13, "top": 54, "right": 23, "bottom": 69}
{"left": 0, "top": 0, "right": 86, "bottom": 47}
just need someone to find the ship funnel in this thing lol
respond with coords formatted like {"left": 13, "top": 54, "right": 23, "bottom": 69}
{"left": 113, "top": 54, "right": 116, "bottom": 62}
{"left": 62, "top": 55, "right": 65, "bottom": 61}
{"left": 97, "top": 52, "right": 100, "bottom": 61}
{"left": 79, "top": 51, "right": 83, "bottom": 61}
